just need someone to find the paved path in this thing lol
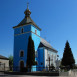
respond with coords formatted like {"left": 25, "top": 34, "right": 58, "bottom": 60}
{"left": 0, "top": 76, "right": 70, "bottom": 77}
{"left": 0, "top": 71, "right": 77, "bottom": 77}
{"left": 0, "top": 74, "right": 76, "bottom": 77}
{"left": 0, "top": 75, "right": 72, "bottom": 77}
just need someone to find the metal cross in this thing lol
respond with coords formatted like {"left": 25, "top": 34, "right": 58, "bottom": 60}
{"left": 46, "top": 56, "right": 53, "bottom": 71}
{"left": 27, "top": 2, "right": 29, "bottom": 9}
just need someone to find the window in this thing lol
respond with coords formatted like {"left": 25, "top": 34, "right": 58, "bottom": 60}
{"left": 35, "top": 61, "right": 38, "bottom": 65}
{"left": 54, "top": 55, "right": 56, "bottom": 61}
{"left": 47, "top": 54, "right": 49, "bottom": 59}
{"left": 0, "top": 62, "right": 1, "bottom": 66}
{"left": 55, "top": 55, "right": 56, "bottom": 59}
{"left": 20, "top": 61, "right": 24, "bottom": 71}
{"left": 35, "top": 29, "right": 37, "bottom": 34}
{"left": 51, "top": 55, "right": 53, "bottom": 59}
{"left": 21, "top": 28, "right": 24, "bottom": 33}
{"left": 41, "top": 62, "right": 43, "bottom": 65}
{"left": 35, "top": 51, "right": 38, "bottom": 57}
{"left": 20, "top": 51, "right": 24, "bottom": 57}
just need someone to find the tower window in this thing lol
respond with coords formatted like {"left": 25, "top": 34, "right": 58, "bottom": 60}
{"left": 21, "top": 28, "right": 24, "bottom": 33}
{"left": 35, "top": 29, "right": 37, "bottom": 34}
{"left": 20, "top": 51, "right": 24, "bottom": 57}
{"left": 35, "top": 51, "right": 38, "bottom": 57}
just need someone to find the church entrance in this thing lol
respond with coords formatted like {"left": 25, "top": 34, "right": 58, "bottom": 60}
{"left": 20, "top": 61, "right": 24, "bottom": 72}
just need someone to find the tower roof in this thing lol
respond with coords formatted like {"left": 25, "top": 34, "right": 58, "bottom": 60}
{"left": 13, "top": 5, "right": 41, "bottom": 31}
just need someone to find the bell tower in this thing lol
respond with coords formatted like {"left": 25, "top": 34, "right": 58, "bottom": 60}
{"left": 13, "top": 4, "right": 41, "bottom": 71}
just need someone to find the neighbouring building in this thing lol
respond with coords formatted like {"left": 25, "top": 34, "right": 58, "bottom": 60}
{"left": 0, "top": 55, "right": 9, "bottom": 71}
{"left": 13, "top": 5, "right": 58, "bottom": 72}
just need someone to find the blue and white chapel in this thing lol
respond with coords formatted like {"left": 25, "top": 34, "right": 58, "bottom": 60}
{"left": 13, "top": 5, "right": 58, "bottom": 72}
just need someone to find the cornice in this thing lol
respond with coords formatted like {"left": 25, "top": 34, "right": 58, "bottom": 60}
{"left": 14, "top": 31, "right": 40, "bottom": 38}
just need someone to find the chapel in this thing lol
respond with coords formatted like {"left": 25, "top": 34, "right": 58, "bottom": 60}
{"left": 13, "top": 4, "right": 58, "bottom": 72}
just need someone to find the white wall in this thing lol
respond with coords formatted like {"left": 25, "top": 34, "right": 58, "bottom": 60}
{"left": 44, "top": 48, "right": 57, "bottom": 68}
{"left": 0, "top": 59, "right": 9, "bottom": 71}
{"left": 44, "top": 49, "right": 48, "bottom": 67}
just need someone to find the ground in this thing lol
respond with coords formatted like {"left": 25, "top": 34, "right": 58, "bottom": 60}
{"left": 0, "top": 75, "right": 76, "bottom": 77}
{"left": 0, "top": 74, "right": 76, "bottom": 77}
{"left": 0, "top": 75, "right": 73, "bottom": 77}
{"left": 0, "top": 71, "right": 77, "bottom": 77}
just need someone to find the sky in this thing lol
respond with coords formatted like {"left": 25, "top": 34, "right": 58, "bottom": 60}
{"left": 0, "top": 0, "right": 77, "bottom": 64}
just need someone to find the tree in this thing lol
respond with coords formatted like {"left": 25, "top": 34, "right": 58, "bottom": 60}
{"left": 8, "top": 55, "right": 13, "bottom": 71}
{"left": 26, "top": 36, "right": 36, "bottom": 71}
{"left": 61, "top": 41, "right": 75, "bottom": 69}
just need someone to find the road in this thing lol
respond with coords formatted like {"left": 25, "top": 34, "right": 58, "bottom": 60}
{"left": 0, "top": 72, "right": 77, "bottom": 77}
{"left": 0, "top": 76, "right": 71, "bottom": 77}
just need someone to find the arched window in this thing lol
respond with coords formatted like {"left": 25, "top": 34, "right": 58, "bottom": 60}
{"left": 51, "top": 55, "right": 53, "bottom": 59}
{"left": 20, "top": 51, "right": 24, "bottom": 57}
{"left": 21, "top": 28, "right": 24, "bottom": 33}
{"left": 47, "top": 54, "right": 49, "bottom": 59}
{"left": 51, "top": 55, "right": 53, "bottom": 61}
{"left": 54, "top": 55, "right": 56, "bottom": 60}
{"left": 35, "top": 29, "right": 37, "bottom": 34}
{"left": 0, "top": 62, "right": 1, "bottom": 66}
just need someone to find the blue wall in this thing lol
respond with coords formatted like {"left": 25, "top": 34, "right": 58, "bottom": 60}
{"left": 31, "top": 25, "right": 41, "bottom": 72}
{"left": 31, "top": 25, "right": 40, "bottom": 36}
{"left": 13, "top": 33, "right": 31, "bottom": 71}
{"left": 37, "top": 47, "right": 45, "bottom": 71}
{"left": 14, "top": 25, "right": 31, "bottom": 35}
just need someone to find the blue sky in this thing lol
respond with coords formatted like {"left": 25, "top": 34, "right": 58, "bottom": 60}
{"left": 0, "top": 0, "right": 77, "bottom": 64}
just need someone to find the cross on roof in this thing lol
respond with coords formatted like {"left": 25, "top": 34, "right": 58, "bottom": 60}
{"left": 27, "top": 2, "right": 29, "bottom": 9}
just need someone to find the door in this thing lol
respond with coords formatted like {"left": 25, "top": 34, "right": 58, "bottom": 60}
{"left": 20, "top": 61, "right": 24, "bottom": 72}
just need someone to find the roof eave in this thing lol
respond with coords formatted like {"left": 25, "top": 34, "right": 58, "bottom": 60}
{"left": 39, "top": 45, "right": 58, "bottom": 53}
{"left": 13, "top": 23, "right": 41, "bottom": 31}
{"left": 0, "top": 58, "right": 9, "bottom": 60}
{"left": 46, "top": 47, "right": 58, "bottom": 53}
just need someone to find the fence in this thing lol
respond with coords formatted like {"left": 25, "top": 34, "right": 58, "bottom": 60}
{"left": 0, "top": 66, "right": 58, "bottom": 72}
